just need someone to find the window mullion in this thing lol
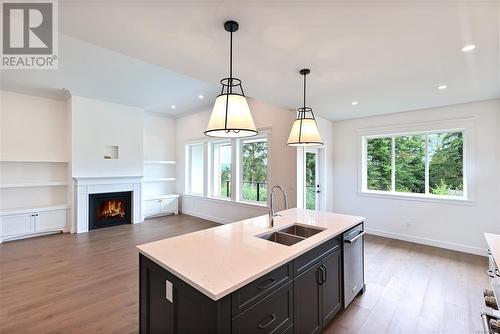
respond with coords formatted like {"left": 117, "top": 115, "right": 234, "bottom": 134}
{"left": 425, "top": 133, "right": 429, "bottom": 195}
{"left": 231, "top": 139, "right": 237, "bottom": 202}
{"left": 391, "top": 136, "right": 396, "bottom": 192}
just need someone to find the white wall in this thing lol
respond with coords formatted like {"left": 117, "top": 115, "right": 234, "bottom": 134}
{"left": 175, "top": 97, "right": 297, "bottom": 223}
{"left": 143, "top": 112, "right": 176, "bottom": 161}
{"left": 70, "top": 95, "right": 144, "bottom": 178}
{"left": 332, "top": 99, "right": 500, "bottom": 255}
{"left": 0, "top": 91, "right": 67, "bottom": 162}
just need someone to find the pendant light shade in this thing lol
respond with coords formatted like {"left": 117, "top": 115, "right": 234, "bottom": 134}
{"left": 287, "top": 69, "right": 324, "bottom": 147}
{"left": 205, "top": 21, "right": 257, "bottom": 138}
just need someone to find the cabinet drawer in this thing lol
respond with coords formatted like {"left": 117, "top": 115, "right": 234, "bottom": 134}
{"left": 232, "top": 262, "right": 293, "bottom": 316}
{"left": 232, "top": 281, "right": 293, "bottom": 334}
{"left": 294, "top": 237, "right": 340, "bottom": 275}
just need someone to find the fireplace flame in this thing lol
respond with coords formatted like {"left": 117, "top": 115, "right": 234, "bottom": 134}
{"left": 99, "top": 200, "right": 126, "bottom": 219}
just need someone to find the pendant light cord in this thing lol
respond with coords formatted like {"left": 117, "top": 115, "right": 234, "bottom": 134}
{"left": 229, "top": 29, "right": 233, "bottom": 94}
{"left": 303, "top": 72, "right": 306, "bottom": 111}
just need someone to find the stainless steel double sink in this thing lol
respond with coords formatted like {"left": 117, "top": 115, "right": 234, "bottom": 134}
{"left": 258, "top": 224, "right": 326, "bottom": 246}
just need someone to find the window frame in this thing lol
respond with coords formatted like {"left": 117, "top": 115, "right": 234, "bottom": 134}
{"left": 184, "top": 130, "right": 270, "bottom": 208}
{"left": 238, "top": 135, "right": 269, "bottom": 205}
{"left": 185, "top": 142, "right": 205, "bottom": 195}
{"left": 358, "top": 119, "right": 475, "bottom": 204}
{"left": 209, "top": 140, "right": 232, "bottom": 199}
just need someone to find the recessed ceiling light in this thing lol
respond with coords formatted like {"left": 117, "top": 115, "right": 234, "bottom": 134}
{"left": 198, "top": 95, "right": 204, "bottom": 99}
{"left": 351, "top": 101, "right": 359, "bottom": 106}
{"left": 437, "top": 85, "right": 448, "bottom": 90}
{"left": 461, "top": 44, "right": 476, "bottom": 52}
{"left": 171, "top": 105, "right": 176, "bottom": 109}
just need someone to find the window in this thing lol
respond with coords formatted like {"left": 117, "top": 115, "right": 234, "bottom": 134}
{"left": 364, "top": 130, "right": 465, "bottom": 198}
{"left": 240, "top": 137, "right": 268, "bottom": 203}
{"left": 211, "top": 142, "right": 232, "bottom": 198}
{"left": 187, "top": 143, "right": 204, "bottom": 194}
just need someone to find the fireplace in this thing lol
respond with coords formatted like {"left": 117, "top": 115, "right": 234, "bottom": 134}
{"left": 88, "top": 191, "right": 132, "bottom": 230}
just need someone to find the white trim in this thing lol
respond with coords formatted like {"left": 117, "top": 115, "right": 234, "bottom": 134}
{"left": 366, "top": 228, "right": 487, "bottom": 256}
{"left": 357, "top": 191, "right": 475, "bottom": 205}
{"left": 0, "top": 205, "right": 68, "bottom": 217}
{"left": 182, "top": 193, "right": 269, "bottom": 211}
{"left": 179, "top": 208, "right": 232, "bottom": 225}
{"left": 0, "top": 181, "right": 68, "bottom": 188}
{"left": 358, "top": 118, "right": 475, "bottom": 202}
{"left": 144, "top": 160, "right": 176, "bottom": 164}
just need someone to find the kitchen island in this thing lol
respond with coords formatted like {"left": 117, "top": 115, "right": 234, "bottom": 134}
{"left": 137, "top": 208, "right": 365, "bottom": 334}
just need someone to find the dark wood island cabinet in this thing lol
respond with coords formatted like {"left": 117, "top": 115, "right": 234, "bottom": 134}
{"left": 139, "top": 221, "right": 365, "bottom": 334}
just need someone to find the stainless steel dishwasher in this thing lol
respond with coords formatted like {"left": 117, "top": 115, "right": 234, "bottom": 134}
{"left": 343, "top": 222, "right": 366, "bottom": 307}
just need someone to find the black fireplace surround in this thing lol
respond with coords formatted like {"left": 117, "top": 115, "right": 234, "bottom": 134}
{"left": 89, "top": 191, "right": 132, "bottom": 230}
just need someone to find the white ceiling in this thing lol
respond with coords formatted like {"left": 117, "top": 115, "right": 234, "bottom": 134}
{"left": 2, "top": 1, "right": 499, "bottom": 120}
{"left": 1, "top": 34, "right": 219, "bottom": 115}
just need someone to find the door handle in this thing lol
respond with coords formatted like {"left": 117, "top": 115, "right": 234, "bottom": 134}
{"left": 257, "top": 314, "right": 276, "bottom": 329}
{"left": 344, "top": 231, "right": 366, "bottom": 243}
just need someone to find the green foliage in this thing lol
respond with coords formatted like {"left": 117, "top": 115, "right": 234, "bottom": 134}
{"left": 395, "top": 135, "right": 425, "bottom": 193}
{"left": 366, "top": 138, "right": 392, "bottom": 191}
{"left": 242, "top": 140, "right": 268, "bottom": 202}
{"left": 306, "top": 187, "right": 315, "bottom": 210}
{"left": 429, "top": 132, "right": 463, "bottom": 195}
{"left": 220, "top": 166, "right": 231, "bottom": 197}
{"left": 305, "top": 152, "right": 316, "bottom": 209}
{"left": 366, "top": 132, "right": 464, "bottom": 197}
{"left": 242, "top": 183, "right": 267, "bottom": 202}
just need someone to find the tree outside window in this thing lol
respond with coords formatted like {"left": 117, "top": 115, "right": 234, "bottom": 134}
{"left": 365, "top": 131, "right": 464, "bottom": 198}
{"left": 241, "top": 138, "right": 268, "bottom": 202}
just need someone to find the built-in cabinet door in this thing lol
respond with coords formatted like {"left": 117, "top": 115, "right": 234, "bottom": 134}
{"left": 0, "top": 213, "right": 34, "bottom": 237}
{"left": 143, "top": 200, "right": 161, "bottom": 217}
{"left": 321, "top": 248, "right": 342, "bottom": 325}
{"left": 294, "top": 261, "right": 322, "bottom": 334}
{"left": 160, "top": 198, "right": 177, "bottom": 214}
{"left": 36, "top": 210, "right": 66, "bottom": 231}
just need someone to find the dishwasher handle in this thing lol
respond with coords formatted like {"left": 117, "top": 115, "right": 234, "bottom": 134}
{"left": 344, "top": 231, "right": 366, "bottom": 244}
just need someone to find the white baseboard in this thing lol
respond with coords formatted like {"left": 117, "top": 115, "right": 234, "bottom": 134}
{"left": 179, "top": 209, "right": 233, "bottom": 225}
{"left": 366, "top": 228, "right": 487, "bottom": 257}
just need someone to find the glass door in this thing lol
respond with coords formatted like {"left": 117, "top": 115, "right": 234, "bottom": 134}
{"left": 305, "top": 148, "right": 320, "bottom": 210}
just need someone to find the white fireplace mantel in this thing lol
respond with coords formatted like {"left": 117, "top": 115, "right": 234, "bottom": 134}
{"left": 72, "top": 176, "right": 142, "bottom": 233}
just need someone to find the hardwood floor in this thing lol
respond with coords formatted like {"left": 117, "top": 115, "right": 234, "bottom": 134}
{"left": 0, "top": 214, "right": 489, "bottom": 333}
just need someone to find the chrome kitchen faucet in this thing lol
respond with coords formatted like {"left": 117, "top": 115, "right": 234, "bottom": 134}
{"left": 269, "top": 185, "right": 289, "bottom": 227}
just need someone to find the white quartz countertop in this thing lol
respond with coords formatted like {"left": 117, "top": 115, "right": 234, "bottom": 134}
{"left": 137, "top": 208, "right": 365, "bottom": 300}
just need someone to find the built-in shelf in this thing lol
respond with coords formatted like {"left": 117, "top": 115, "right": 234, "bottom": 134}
{"left": 143, "top": 194, "right": 180, "bottom": 201}
{"left": 0, "top": 160, "right": 68, "bottom": 163}
{"left": 0, "top": 181, "right": 68, "bottom": 189}
{"left": 142, "top": 178, "right": 176, "bottom": 182}
{"left": 0, "top": 204, "right": 68, "bottom": 216}
{"left": 144, "top": 160, "right": 176, "bottom": 164}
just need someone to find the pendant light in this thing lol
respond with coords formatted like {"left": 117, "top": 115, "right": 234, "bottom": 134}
{"left": 287, "top": 69, "right": 324, "bottom": 147}
{"left": 205, "top": 21, "right": 258, "bottom": 138}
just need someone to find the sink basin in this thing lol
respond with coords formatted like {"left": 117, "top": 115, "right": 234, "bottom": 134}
{"left": 278, "top": 224, "right": 325, "bottom": 238}
{"left": 259, "top": 232, "right": 304, "bottom": 246}
{"left": 258, "top": 224, "right": 325, "bottom": 246}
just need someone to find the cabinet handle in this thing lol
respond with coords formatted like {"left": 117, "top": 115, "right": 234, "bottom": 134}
{"left": 321, "top": 265, "right": 327, "bottom": 283}
{"left": 257, "top": 278, "right": 275, "bottom": 290}
{"left": 257, "top": 314, "right": 276, "bottom": 329}
{"left": 317, "top": 267, "right": 323, "bottom": 285}
{"left": 344, "top": 231, "right": 366, "bottom": 243}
